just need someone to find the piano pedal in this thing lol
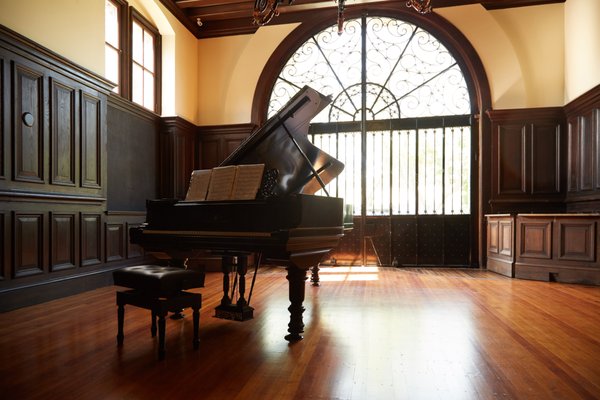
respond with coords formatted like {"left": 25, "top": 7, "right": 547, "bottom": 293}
{"left": 214, "top": 304, "right": 254, "bottom": 321}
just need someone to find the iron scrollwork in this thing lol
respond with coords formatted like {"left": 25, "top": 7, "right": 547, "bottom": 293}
{"left": 253, "top": 0, "right": 293, "bottom": 26}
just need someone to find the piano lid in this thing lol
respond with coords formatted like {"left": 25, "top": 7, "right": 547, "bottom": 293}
{"left": 220, "top": 86, "right": 344, "bottom": 198}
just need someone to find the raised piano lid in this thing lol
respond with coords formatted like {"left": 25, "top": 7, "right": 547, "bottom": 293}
{"left": 220, "top": 86, "right": 344, "bottom": 197}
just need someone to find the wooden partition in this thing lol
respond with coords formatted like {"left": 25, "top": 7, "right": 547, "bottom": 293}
{"left": 486, "top": 213, "right": 600, "bottom": 284}
{"left": 486, "top": 214, "right": 515, "bottom": 277}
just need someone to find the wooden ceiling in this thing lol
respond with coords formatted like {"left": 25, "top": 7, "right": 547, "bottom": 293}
{"left": 158, "top": 0, "right": 565, "bottom": 39}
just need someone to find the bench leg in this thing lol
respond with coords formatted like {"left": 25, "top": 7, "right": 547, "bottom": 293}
{"left": 193, "top": 306, "right": 200, "bottom": 349}
{"left": 117, "top": 304, "right": 125, "bottom": 346}
{"left": 157, "top": 312, "right": 167, "bottom": 360}
{"left": 151, "top": 311, "right": 157, "bottom": 337}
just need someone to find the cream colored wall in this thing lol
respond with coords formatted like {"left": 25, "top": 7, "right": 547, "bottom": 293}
{"left": 0, "top": 0, "right": 104, "bottom": 74}
{"left": 197, "top": 3, "right": 569, "bottom": 125}
{"left": 0, "top": 0, "right": 199, "bottom": 123}
{"left": 197, "top": 24, "right": 298, "bottom": 125}
{"left": 565, "top": 0, "right": 600, "bottom": 102}
{"left": 440, "top": 3, "right": 565, "bottom": 109}
{"left": 129, "top": 0, "right": 199, "bottom": 122}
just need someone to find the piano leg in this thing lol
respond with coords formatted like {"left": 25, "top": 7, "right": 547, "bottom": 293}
{"left": 220, "top": 255, "right": 233, "bottom": 307}
{"left": 285, "top": 249, "right": 332, "bottom": 341}
{"left": 310, "top": 265, "right": 320, "bottom": 286}
{"left": 285, "top": 266, "right": 307, "bottom": 342}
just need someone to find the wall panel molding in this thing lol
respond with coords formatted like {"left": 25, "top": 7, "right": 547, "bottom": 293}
{"left": 50, "top": 212, "right": 76, "bottom": 271}
{"left": 13, "top": 212, "right": 45, "bottom": 278}
{"left": 12, "top": 62, "right": 44, "bottom": 183}
{"left": 50, "top": 78, "right": 77, "bottom": 186}
{"left": 564, "top": 85, "right": 600, "bottom": 211}
{"left": 488, "top": 107, "right": 565, "bottom": 213}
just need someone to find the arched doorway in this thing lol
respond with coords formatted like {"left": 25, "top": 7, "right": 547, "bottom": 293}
{"left": 254, "top": 9, "right": 491, "bottom": 267}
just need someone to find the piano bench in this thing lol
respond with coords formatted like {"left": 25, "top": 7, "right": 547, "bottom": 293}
{"left": 113, "top": 265, "right": 204, "bottom": 360}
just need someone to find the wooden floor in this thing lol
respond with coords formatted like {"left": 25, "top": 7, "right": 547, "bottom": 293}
{"left": 1, "top": 267, "right": 600, "bottom": 400}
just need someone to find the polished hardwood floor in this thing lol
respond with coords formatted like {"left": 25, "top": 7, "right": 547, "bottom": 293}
{"left": 1, "top": 266, "right": 599, "bottom": 400}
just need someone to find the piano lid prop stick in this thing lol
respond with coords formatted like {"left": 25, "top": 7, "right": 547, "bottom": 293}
{"left": 277, "top": 115, "right": 330, "bottom": 197}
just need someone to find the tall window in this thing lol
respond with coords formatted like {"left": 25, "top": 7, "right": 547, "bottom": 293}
{"left": 104, "top": 0, "right": 123, "bottom": 93}
{"left": 268, "top": 16, "right": 471, "bottom": 216}
{"left": 131, "top": 11, "right": 158, "bottom": 111}
{"left": 104, "top": 1, "right": 160, "bottom": 113}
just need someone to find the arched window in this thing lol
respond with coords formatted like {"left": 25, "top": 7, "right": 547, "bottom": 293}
{"left": 268, "top": 16, "right": 471, "bottom": 217}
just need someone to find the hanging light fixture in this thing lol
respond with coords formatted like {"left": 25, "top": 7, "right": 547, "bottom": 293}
{"left": 406, "top": 0, "right": 432, "bottom": 14}
{"left": 252, "top": 0, "right": 290, "bottom": 26}
{"left": 253, "top": 0, "right": 348, "bottom": 33}
{"left": 335, "top": 0, "right": 346, "bottom": 35}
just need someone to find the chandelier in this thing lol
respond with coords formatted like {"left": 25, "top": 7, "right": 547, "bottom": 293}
{"left": 253, "top": 0, "right": 348, "bottom": 34}
{"left": 252, "top": 0, "right": 431, "bottom": 32}
{"left": 406, "top": 0, "right": 432, "bottom": 14}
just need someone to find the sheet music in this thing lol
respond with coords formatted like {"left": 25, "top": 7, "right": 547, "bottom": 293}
{"left": 230, "top": 164, "right": 265, "bottom": 200}
{"left": 206, "top": 166, "right": 237, "bottom": 201}
{"left": 184, "top": 169, "right": 212, "bottom": 201}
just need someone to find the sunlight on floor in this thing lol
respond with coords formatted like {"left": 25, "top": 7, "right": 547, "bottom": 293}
{"left": 318, "top": 266, "right": 380, "bottom": 281}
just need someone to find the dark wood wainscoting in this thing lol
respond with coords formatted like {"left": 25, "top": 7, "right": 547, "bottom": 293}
{"left": 565, "top": 84, "right": 600, "bottom": 212}
{"left": 0, "top": 26, "right": 150, "bottom": 311}
{"left": 487, "top": 107, "right": 566, "bottom": 213}
{"left": 198, "top": 123, "right": 257, "bottom": 169}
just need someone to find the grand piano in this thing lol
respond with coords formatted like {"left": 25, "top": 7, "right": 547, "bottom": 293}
{"left": 130, "top": 86, "right": 345, "bottom": 341}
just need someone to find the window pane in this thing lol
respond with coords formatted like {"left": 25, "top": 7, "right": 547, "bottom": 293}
{"left": 105, "top": 45, "right": 119, "bottom": 92}
{"left": 132, "top": 63, "right": 143, "bottom": 105}
{"left": 392, "top": 130, "right": 416, "bottom": 215}
{"left": 444, "top": 126, "right": 470, "bottom": 214}
{"left": 105, "top": 0, "right": 119, "bottom": 48}
{"left": 417, "top": 128, "right": 444, "bottom": 215}
{"left": 144, "top": 30, "right": 154, "bottom": 72}
{"left": 132, "top": 22, "right": 143, "bottom": 64}
{"left": 366, "top": 131, "right": 391, "bottom": 215}
{"left": 143, "top": 70, "right": 154, "bottom": 109}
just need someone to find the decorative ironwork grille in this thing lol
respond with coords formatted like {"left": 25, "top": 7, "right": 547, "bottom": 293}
{"left": 268, "top": 16, "right": 471, "bottom": 216}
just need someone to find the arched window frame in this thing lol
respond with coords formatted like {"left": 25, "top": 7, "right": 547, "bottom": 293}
{"left": 252, "top": 5, "right": 492, "bottom": 266}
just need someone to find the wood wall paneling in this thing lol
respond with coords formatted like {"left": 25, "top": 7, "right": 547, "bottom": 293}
{"left": 105, "top": 222, "right": 124, "bottom": 262}
{"left": 485, "top": 215, "right": 515, "bottom": 277}
{"left": 160, "top": 116, "right": 197, "bottom": 199}
{"left": 200, "top": 139, "right": 219, "bottom": 169}
{"left": 0, "top": 56, "right": 4, "bottom": 179}
{"left": 197, "top": 124, "right": 256, "bottom": 169}
{"left": 579, "top": 111, "right": 594, "bottom": 191}
{"left": 80, "top": 213, "right": 102, "bottom": 267}
{"left": 498, "top": 124, "right": 526, "bottom": 194}
{"left": 50, "top": 78, "right": 77, "bottom": 186}
{"left": 0, "top": 212, "right": 6, "bottom": 280}
{"left": 106, "top": 95, "right": 159, "bottom": 211}
{"left": 557, "top": 219, "right": 595, "bottom": 262}
{"left": 81, "top": 93, "right": 101, "bottom": 189}
{"left": 13, "top": 212, "right": 45, "bottom": 278}
{"left": 499, "top": 220, "right": 513, "bottom": 256}
{"left": 13, "top": 62, "right": 44, "bottom": 183}
{"left": 50, "top": 212, "right": 76, "bottom": 272}
{"left": 126, "top": 222, "right": 143, "bottom": 259}
{"left": 519, "top": 219, "right": 552, "bottom": 259}
{"left": 567, "top": 117, "right": 580, "bottom": 192}
{"left": 564, "top": 85, "right": 600, "bottom": 211}
{"left": 596, "top": 109, "right": 600, "bottom": 190}
{"left": 487, "top": 219, "right": 499, "bottom": 254}
{"left": 531, "top": 123, "right": 560, "bottom": 193}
